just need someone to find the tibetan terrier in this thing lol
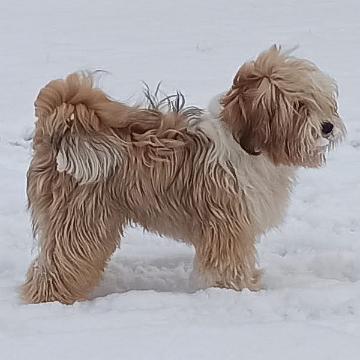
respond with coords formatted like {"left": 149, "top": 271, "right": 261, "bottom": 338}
{"left": 22, "top": 46, "right": 345, "bottom": 304}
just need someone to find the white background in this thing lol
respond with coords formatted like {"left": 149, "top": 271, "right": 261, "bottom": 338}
{"left": 0, "top": 0, "right": 359, "bottom": 359}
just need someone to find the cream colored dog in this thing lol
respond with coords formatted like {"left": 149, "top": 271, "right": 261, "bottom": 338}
{"left": 22, "top": 46, "right": 345, "bottom": 304}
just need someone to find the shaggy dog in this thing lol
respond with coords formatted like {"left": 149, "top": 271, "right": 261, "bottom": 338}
{"left": 22, "top": 46, "right": 345, "bottom": 304}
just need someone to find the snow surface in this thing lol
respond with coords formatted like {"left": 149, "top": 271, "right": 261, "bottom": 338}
{"left": 1, "top": 0, "right": 360, "bottom": 359}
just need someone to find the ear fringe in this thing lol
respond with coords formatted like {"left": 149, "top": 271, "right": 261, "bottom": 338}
{"left": 221, "top": 45, "right": 342, "bottom": 166}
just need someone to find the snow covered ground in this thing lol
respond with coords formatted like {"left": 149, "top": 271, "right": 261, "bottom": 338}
{"left": 1, "top": 0, "right": 359, "bottom": 359}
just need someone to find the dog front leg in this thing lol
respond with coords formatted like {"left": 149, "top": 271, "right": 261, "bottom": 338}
{"left": 194, "top": 221, "right": 261, "bottom": 292}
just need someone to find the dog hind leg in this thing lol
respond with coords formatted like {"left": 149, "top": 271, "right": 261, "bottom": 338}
{"left": 22, "top": 173, "right": 124, "bottom": 304}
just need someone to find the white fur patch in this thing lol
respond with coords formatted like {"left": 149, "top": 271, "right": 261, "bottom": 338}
{"left": 207, "top": 92, "right": 225, "bottom": 119}
{"left": 190, "top": 94, "right": 243, "bottom": 172}
{"left": 315, "top": 137, "right": 330, "bottom": 147}
{"left": 189, "top": 94, "right": 296, "bottom": 234}
{"left": 56, "top": 136, "right": 122, "bottom": 184}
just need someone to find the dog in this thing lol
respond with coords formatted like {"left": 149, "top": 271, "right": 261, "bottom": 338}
{"left": 22, "top": 46, "right": 345, "bottom": 304}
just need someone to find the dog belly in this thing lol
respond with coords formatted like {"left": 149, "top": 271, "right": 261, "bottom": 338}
{"left": 132, "top": 212, "right": 197, "bottom": 246}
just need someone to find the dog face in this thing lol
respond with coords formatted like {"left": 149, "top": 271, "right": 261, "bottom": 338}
{"left": 221, "top": 46, "right": 346, "bottom": 167}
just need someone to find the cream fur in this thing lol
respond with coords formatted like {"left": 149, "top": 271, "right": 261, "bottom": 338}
{"left": 193, "top": 108, "right": 296, "bottom": 234}
{"left": 22, "top": 46, "right": 345, "bottom": 304}
{"left": 56, "top": 133, "right": 122, "bottom": 184}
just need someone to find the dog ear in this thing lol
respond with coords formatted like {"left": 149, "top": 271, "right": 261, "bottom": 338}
{"left": 221, "top": 46, "right": 303, "bottom": 163}
{"left": 221, "top": 73, "right": 274, "bottom": 155}
{"left": 222, "top": 46, "right": 297, "bottom": 157}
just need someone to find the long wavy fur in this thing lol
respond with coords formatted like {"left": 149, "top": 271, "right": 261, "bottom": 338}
{"left": 22, "top": 46, "right": 345, "bottom": 304}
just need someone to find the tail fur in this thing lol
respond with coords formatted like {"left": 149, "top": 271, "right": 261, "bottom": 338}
{"left": 34, "top": 72, "right": 136, "bottom": 131}
{"left": 33, "top": 72, "right": 190, "bottom": 184}
{"left": 33, "top": 72, "right": 132, "bottom": 184}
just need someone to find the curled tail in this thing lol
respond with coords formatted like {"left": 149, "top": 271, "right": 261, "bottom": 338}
{"left": 35, "top": 72, "right": 136, "bottom": 131}
{"left": 34, "top": 72, "right": 133, "bottom": 184}
{"left": 33, "top": 72, "right": 191, "bottom": 184}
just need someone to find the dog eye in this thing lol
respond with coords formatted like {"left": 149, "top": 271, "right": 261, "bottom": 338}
{"left": 321, "top": 122, "right": 334, "bottom": 135}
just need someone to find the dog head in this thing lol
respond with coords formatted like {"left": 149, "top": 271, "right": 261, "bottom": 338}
{"left": 221, "top": 45, "right": 345, "bottom": 167}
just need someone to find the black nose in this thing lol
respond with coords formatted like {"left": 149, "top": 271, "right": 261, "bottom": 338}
{"left": 321, "top": 122, "right": 333, "bottom": 135}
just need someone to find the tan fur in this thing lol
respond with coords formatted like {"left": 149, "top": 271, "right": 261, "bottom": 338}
{"left": 22, "top": 47, "right": 345, "bottom": 304}
{"left": 222, "top": 45, "right": 345, "bottom": 166}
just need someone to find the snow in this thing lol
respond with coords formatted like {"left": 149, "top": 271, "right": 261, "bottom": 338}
{"left": 1, "top": 0, "right": 360, "bottom": 358}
